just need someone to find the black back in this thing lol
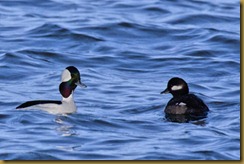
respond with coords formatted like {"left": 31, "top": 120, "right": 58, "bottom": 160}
{"left": 166, "top": 94, "right": 209, "bottom": 115}
{"left": 16, "top": 100, "right": 62, "bottom": 109}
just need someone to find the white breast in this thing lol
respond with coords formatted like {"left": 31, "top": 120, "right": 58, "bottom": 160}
{"left": 17, "top": 94, "right": 77, "bottom": 115}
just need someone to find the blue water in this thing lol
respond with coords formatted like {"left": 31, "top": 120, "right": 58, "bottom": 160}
{"left": 0, "top": 0, "right": 240, "bottom": 160}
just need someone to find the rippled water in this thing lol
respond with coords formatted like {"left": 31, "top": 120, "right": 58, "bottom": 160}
{"left": 0, "top": 0, "right": 240, "bottom": 160}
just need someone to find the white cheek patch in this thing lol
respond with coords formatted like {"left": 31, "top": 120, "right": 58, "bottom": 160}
{"left": 177, "top": 102, "right": 186, "bottom": 106}
{"left": 171, "top": 85, "right": 183, "bottom": 91}
{"left": 61, "top": 69, "right": 72, "bottom": 82}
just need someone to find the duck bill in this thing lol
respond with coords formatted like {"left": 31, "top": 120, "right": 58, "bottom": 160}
{"left": 161, "top": 88, "right": 169, "bottom": 94}
{"left": 75, "top": 81, "right": 87, "bottom": 88}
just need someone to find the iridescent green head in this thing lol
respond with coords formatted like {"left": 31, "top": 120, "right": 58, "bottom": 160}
{"left": 59, "top": 66, "right": 87, "bottom": 98}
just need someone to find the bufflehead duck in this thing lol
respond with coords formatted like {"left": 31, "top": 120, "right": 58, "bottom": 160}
{"left": 16, "top": 66, "right": 86, "bottom": 114}
{"left": 161, "top": 77, "right": 209, "bottom": 122}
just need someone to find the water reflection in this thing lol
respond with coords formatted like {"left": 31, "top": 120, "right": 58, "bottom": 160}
{"left": 165, "top": 113, "right": 207, "bottom": 126}
{"left": 55, "top": 116, "right": 77, "bottom": 137}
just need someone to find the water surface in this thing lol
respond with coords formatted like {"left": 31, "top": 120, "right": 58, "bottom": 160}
{"left": 0, "top": 0, "right": 240, "bottom": 160}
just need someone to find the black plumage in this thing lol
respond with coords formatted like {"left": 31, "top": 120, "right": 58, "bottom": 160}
{"left": 16, "top": 100, "right": 62, "bottom": 109}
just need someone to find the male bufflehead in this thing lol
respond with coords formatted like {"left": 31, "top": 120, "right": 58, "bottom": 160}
{"left": 16, "top": 66, "right": 86, "bottom": 114}
{"left": 161, "top": 77, "right": 209, "bottom": 121}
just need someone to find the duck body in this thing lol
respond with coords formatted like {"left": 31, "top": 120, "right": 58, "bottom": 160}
{"left": 16, "top": 95, "right": 76, "bottom": 115}
{"left": 164, "top": 94, "right": 209, "bottom": 115}
{"left": 16, "top": 66, "right": 86, "bottom": 115}
{"left": 161, "top": 77, "right": 209, "bottom": 122}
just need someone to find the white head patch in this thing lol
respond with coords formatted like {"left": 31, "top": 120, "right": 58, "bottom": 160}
{"left": 61, "top": 69, "right": 71, "bottom": 82}
{"left": 171, "top": 85, "right": 183, "bottom": 91}
{"left": 177, "top": 102, "right": 186, "bottom": 106}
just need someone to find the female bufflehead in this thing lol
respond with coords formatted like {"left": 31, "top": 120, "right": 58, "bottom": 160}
{"left": 16, "top": 66, "right": 86, "bottom": 114}
{"left": 161, "top": 77, "right": 209, "bottom": 121}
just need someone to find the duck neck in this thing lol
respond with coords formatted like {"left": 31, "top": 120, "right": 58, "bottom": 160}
{"left": 62, "top": 91, "right": 74, "bottom": 103}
